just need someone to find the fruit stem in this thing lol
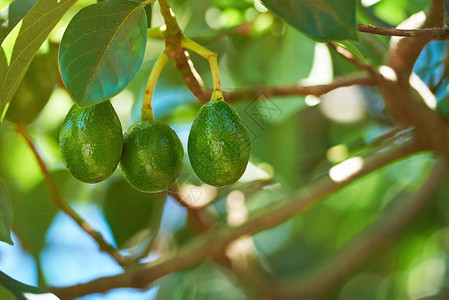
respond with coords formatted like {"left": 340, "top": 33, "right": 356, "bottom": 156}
{"left": 141, "top": 52, "right": 171, "bottom": 121}
{"left": 181, "top": 37, "right": 224, "bottom": 101}
{"left": 143, "top": 0, "right": 156, "bottom": 5}
{"left": 147, "top": 26, "right": 165, "bottom": 39}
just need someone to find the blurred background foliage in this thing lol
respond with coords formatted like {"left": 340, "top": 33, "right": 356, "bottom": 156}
{"left": 0, "top": 0, "right": 448, "bottom": 299}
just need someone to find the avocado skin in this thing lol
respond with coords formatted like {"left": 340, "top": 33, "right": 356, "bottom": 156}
{"left": 120, "top": 120, "right": 184, "bottom": 193}
{"left": 59, "top": 101, "right": 123, "bottom": 183}
{"left": 188, "top": 100, "right": 250, "bottom": 186}
{"left": 5, "top": 52, "right": 57, "bottom": 125}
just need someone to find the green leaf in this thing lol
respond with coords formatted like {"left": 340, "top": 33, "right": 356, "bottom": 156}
{"left": 0, "top": 285, "right": 17, "bottom": 300}
{"left": 261, "top": 0, "right": 357, "bottom": 41}
{"left": 0, "top": 180, "right": 13, "bottom": 245}
{"left": 437, "top": 93, "right": 449, "bottom": 118}
{"left": 0, "top": 0, "right": 37, "bottom": 44}
{"left": 10, "top": 170, "right": 73, "bottom": 256}
{"left": 144, "top": 3, "right": 152, "bottom": 28}
{"left": 0, "top": 0, "right": 77, "bottom": 122}
{"left": 5, "top": 47, "right": 57, "bottom": 125}
{"left": 59, "top": 0, "right": 147, "bottom": 107}
{"left": 0, "top": 271, "right": 60, "bottom": 300}
{"left": 228, "top": 27, "right": 315, "bottom": 86}
{"left": 335, "top": 40, "right": 367, "bottom": 63}
{"left": 103, "top": 178, "right": 166, "bottom": 249}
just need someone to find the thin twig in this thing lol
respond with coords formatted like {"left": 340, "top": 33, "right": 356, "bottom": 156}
{"left": 280, "top": 158, "right": 449, "bottom": 299}
{"left": 15, "top": 125, "right": 127, "bottom": 268}
{"left": 223, "top": 74, "right": 376, "bottom": 102}
{"left": 358, "top": 23, "right": 449, "bottom": 38}
{"left": 431, "top": 49, "right": 449, "bottom": 93}
{"left": 388, "top": 0, "right": 443, "bottom": 77}
{"left": 50, "top": 137, "right": 419, "bottom": 299}
{"left": 155, "top": 0, "right": 377, "bottom": 105}
{"left": 328, "top": 43, "right": 378, "bottom": 78}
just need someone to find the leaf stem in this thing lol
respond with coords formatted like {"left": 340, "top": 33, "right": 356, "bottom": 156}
{"left": 15, "top": 124, "right": 127, "bottom": 268}
{"left": 141, "top": 52, "right": 171, "bottom": 121}
{"left": 181, "top": 37, "right": 224, "bottom": 101}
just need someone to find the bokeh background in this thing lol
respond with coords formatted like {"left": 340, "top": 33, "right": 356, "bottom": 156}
{"left": 1, "top": 0, "right": 449, "bottom": 299}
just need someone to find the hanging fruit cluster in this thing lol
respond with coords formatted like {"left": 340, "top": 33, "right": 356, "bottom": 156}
{"left": 54, "top": 0, "right": 250, "bottom": 192}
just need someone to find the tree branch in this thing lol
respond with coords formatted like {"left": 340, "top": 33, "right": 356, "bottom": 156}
{"left": 358, "top": 23, "right": 449, "bottom": 38}
{"left": 15, "top": 125, "right": 127, "bottom": 268}
{"left": 279, "top": 158, "right": 449, "bottom": 299}
{"left": 328, "top": 43, "right": 378, "bottom": 78}
{"left": 388, "top": 0, "right": 443, "bottom": 77}
{"left": 376, "top": 0, "right": 449, "bottom": 159}
{"left": 50, "top": 137, "right": 419, "bottom": 299}
{"left": 154, "top": 0, "right": 377, "bottom": 104}
{"left": 171, "top": 188, "right": 276, "bottom": 299}
{"left": 174, "top": 47, "right": 375, "bottom": 103}
{"left": 223, "top": 74, "right": 376, "bottom": 103}
{"left": 443, "top": 0, "right": 449, "bottom": 28}
{"left": 157, "top": 0, "right": 209, "bottom": 102}
{"left": 172, "top": 49, "right": 209, "bottom": 102}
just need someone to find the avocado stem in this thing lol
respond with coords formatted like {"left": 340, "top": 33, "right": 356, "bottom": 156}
{"left": 181, "top": 37, "right": 225, "bottom": 101}
{"left": 147, "top": 26, "right": 165, "bottom": 39}
{"left": 141, "top": 52, "right": 171, "bottom": 121}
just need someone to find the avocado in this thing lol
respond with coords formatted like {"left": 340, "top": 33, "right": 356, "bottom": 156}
{"left": 120, "top": 120, "right": 184, "bottom": 193}
{"left": 59, "top": 101, "right": 123, "bottom": 183}
{"left": 188, "top": 100, "right": 250, "bottom": 186}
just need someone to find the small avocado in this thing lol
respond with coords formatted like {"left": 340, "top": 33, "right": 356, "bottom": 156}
{"left": 59, "top": 101, "right": 123, "bottom": 183}
{"left": 120, "top": 120, "right": 184, "bottom": 193}
{"left": 188, "top": 100, "right": 250, "bottom": 186}
{"left": 5, "top": 51, "right": 57, "bottom": 125}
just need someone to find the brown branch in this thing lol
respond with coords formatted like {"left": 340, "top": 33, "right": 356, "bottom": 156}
{"left": 171, "top": 43, "right": 376, "bottom": 104}
{"left": 358, "top": 23, "right": 449, "bottom": 38}
{"left": 443, "top": 0, "right": 449, "bottom": 28}
{"left": 50, "top": 137, "right": 418, "bottom": 299}
{"left": 223, "top": 74, "right": 376, "bottom": 103}
{"left": 15, "top": 125, "right": 127, "bottom": 268}
{"left": 156, "top": 1, "right": 377, "bottom": 104}
{"left": 171, "top": 188, "right": 276, "bottom": 299}
{"left": 328, "top": 43, "right": 378, "bottom": 78}
{"left": 278, "top": 158, "right": 449, "bottom": 299}
{"left": 157, "top": 0, "right": 209, "bottom": 102}
{"left": 376, "top": 0, "right": 449, "bottom": 159}
{"left": 172, "top": 49, "right": 209, "bottom": 102}
{"left": 388, "top": 0, "right": 443, "bottom": 78}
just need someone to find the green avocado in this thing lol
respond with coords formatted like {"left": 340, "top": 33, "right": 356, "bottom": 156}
{"left": 120, "top": 120, "right": 184, "bottom": 193}
{"left": 59, "top": 101, "right": 123, "bottom": 183}
{"left": 188, "top": 100, "right": 250, "bottom": 186}
{"left": 5, "top": 51, "right": 57, "bottom": 125}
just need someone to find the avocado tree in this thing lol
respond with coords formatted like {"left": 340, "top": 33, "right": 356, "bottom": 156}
{"left": 1, "top": 0, "right": 449, "bottom": 299}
